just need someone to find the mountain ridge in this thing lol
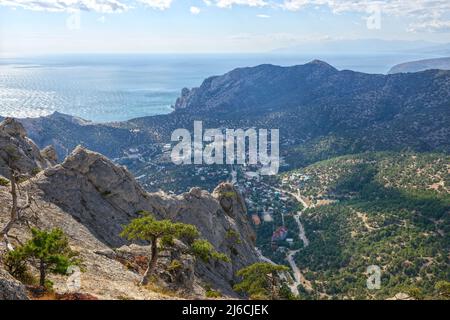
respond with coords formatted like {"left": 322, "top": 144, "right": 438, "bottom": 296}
{"left": 3, "top": 60, "right": 450, "bottom": 181}
{"left": 389, "top": 57, "right": 450, "bottom": 74}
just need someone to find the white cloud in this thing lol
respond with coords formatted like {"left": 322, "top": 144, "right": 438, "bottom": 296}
{"left": 256, "top": 14, "right": 270, "bottom": 18}
{"left": 280, "top": 0, "right": 450, "bottom": 32}
{"left": 280, "top": 0, "right": 450, "bottom": 16}
{"left": 1, "top": 0, "right": 449, "bottom": 32}
{"left": 409, "top": 19, "right": 450, "bottom": 33}
{"left": 138, "top": 0, "right": 173, "bottom": 10}
{"left": 190, "top": 6, "right": 201, "bottom": 14}
{"left": 213, "top": 0, "right": 268, "bottom": 9}
{"left": 0, "top": 0, "right": 130, "bottom": 13}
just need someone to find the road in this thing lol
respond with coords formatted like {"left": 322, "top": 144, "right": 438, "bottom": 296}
{"left": 260, "top": 182, "right": 313, "bottom": 292}
{"left": 287, "top": 208, "right": 313, "bottom": 291}
{"left": 294, "top": 213, "right": 309, "bottom": 247}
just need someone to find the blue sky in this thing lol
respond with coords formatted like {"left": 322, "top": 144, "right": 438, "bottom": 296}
{"left": 1, "top": 0, "right": 449, "bottom": 55}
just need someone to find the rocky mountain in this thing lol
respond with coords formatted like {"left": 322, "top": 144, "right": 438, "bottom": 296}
{"left": 0, "top": 119, "right": 259, "bottom": 299}
{"left": 272, "top": 39, "right": 444, "bottom": 55}
{"left": 389, "top": 57, "right": 450, "bottom": 74}
{"left": 14, "top": 60, "right": 450, "bottom": 171}
{"left": 17, "top": 112, "right": 155, "bottom": 161}
{"left": 155, "top": 60, "right": 450, "bottom": 167}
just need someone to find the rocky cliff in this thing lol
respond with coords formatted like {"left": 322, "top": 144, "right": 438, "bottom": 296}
{"left": 0, "top": 119, "right": 258, "bottom": 299}
{"left": 0, "top": 118, "right": 57, "bottom": 178}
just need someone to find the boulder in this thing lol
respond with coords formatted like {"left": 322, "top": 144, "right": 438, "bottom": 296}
{"left": 0, "top": 267, "right": 29, "bottom": 300}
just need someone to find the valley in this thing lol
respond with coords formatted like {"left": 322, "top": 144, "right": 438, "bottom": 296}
{"left": 1, "top": 60, "right": 449, "bottom": 300}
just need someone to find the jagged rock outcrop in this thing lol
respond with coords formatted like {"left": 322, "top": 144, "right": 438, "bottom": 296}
{"left": 30, "top": 146, "right": 258, "bottom": 295}
{"left": 0, "top": 124, "right": 258, "bottom": 299}
{"left": 40, "top": 145, "right": 58, "bottom": 163}
{"left": 0, "top": 267, "right": 29, "bottom": 300}
{"left": 173, "top": 87, "right": 198, "bottom": 110}
{"left": 176, "top": 183, "right": 258, "bottom": 294}
{"left": 33, "top": 146, "right": 181, "bottom": 247}
{"left": 19, "top": 111, "right": 153, "bottom": 161}
{"left": 0, "top": 118, "right": 57, "bottom": 178}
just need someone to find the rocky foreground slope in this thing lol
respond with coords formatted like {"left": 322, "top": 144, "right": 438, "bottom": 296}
{"left": 0, "top": 118, "right": 258, "bottom": 299}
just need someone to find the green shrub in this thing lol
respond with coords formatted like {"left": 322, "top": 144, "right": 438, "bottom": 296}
{"left": 205, "top": 289, "right": 222, "bottom": 298}
{"left": 191, "top": 239, "right": 230, "bottom": 263}
{"left": 31, "top": 167, "right": 42, "bottom": 176}
{"left": 0, "top": 177, "right": 9, "bottom": 187}
{"left": 168, "top": 259, "right": 182, "bottom": 272}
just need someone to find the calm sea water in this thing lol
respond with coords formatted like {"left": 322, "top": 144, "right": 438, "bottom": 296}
{"left": 0, "top": 53, "right": 429, "bottom": 123}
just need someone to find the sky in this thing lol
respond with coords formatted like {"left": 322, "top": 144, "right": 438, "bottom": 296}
{"left": 0, "top": 0, "right": 449, "bottom": 55}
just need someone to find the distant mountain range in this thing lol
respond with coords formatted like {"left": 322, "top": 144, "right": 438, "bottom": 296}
{"left": 389, "top": 57, "right": 450, "bottom": 74}
{"left": 273, "top": 39, "right": 450, "bottom": 56}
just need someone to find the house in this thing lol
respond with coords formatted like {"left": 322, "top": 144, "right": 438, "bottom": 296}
{"left": 271, "top": 226, "right": 288, "bottom": 242}
{"left": 262, "top": 212, "right": 273, "bottom": 222}
{"left": 251, "top": 214, "right": 261, "bottom": 226}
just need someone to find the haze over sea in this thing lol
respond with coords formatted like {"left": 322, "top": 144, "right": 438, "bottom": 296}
{"left": 0, "top": 53, "right": 428, "bottom": 123}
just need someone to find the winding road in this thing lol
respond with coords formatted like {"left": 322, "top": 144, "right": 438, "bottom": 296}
{"left": 287, "top": 211, "right": 312, "bottom": 292}
{"left": 260, "top": 182, "right": 313, "bottom": 293}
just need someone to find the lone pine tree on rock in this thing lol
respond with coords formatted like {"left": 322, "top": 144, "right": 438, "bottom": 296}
{"left": 120, "top": 211, "right": 229, "bottom": 286}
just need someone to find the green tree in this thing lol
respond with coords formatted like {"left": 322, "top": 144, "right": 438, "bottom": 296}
{"left": 234, "top": 262, "right": 289, "bottom": 300}
{"left": 404, "top": 286, "right": 424, "bottom": 300}
{"left": 435, "top": 281, "right": 450, "bottom": 299}
{"left": 121, "top": 212, "right": 229, "bottom": 285}
{"left": 191, "top": 239, "right": 230, "bottom": 263}
{"left": 6, "top": 228, "right": 78, "bottom": 288}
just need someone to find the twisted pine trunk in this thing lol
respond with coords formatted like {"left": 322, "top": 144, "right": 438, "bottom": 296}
{"left": 141, "top": 236, "right": 158, "bottom": 286}
{"left": 0, "top": 170, "right": 18, "bottom": 239}
{"left": 39, "top": 260, "right": 46, "bottom": 288}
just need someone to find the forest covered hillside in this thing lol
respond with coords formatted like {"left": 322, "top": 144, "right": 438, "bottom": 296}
{"left": 279, "top": 152, "right": 449, "bottom": 299}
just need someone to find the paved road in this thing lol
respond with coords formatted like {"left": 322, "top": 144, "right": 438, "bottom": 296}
{"left": 294, "top": 213, "right": 310, "bottom": 247}
{"left": 261, "top": 182, "right": 313, "bottom": 292}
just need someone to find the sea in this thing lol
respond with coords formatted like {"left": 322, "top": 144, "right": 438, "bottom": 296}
{"left": 0, "top": 53, "right": 432, "bottom": 123}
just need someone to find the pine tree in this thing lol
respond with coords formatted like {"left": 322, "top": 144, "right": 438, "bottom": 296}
{"left": 6, "top": 228, "right": 78, "bottom": 288}
{"left": 234, "top": 262, "right": 289, "bottom": 300}
{"left": 121, "top": 211, "right": 229, "bottom": 285}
